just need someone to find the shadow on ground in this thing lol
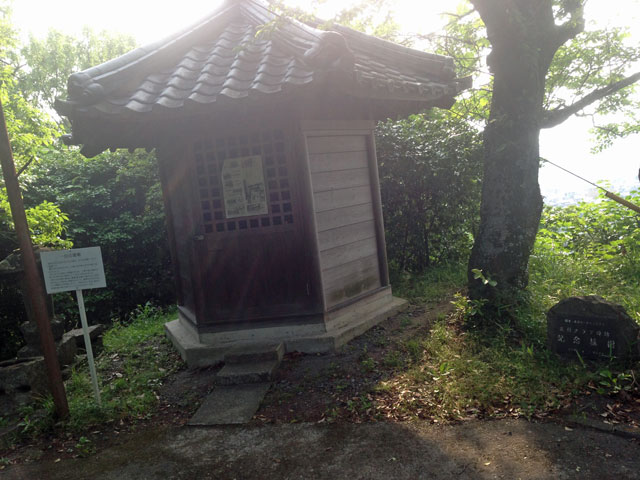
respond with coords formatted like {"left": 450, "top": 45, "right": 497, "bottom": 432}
{"left": 5, "top": 418, "right": 640, "bottom": 479}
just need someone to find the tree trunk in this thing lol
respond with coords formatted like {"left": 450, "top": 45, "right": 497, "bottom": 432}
{"left": 465, "top": 1, "right": 637, "bottom": 311}
{"left": 467, "top": 2, "right": 551, "bottom": 305}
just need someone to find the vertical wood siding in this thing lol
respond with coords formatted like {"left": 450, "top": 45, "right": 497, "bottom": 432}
{"left": 307, "top": 134, "right": 381, "bottom": 308}
{"left": 164, "top": 154, "right": 197, "bottom": 317}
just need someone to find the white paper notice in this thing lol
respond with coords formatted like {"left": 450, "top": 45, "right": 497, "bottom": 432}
{"left": 222, "top": 155, "right": 268, "bottom": 218}
{"left": 40, "top": 247, "right": 107, "bottom": 294}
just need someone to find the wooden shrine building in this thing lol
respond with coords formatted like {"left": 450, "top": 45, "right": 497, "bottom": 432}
{"left": 56, "top": 0, "right": 470, "bottom": 365}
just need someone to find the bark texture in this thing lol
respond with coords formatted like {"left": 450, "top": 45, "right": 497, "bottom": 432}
{"left": 467, "top": 0, "right": 581, "bottom": 302}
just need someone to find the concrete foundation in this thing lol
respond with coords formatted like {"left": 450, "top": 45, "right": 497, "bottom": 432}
{"left": 165, "top": 290, "right": 407, "bottom": 367}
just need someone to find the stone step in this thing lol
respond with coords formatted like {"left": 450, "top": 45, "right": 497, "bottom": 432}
{"left": 216, "top": 359, "right": 281, "bottom": 385}
{"left": 223, "top": 342, "right": 284, "bottom": 364}
{"left": 188, "top": 383, "right": 271, "bottom": 425}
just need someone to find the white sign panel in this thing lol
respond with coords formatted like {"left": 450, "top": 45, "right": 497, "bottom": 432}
{"left": 222, "top": 155, "right": 268, "bottom": 218}
{"left": 40, "top": 247, "right": 106, "bottom": 294}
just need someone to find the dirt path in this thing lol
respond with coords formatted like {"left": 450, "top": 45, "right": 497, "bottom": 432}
{"left": 4, "top": 418, "right": 640, "bottom": 479}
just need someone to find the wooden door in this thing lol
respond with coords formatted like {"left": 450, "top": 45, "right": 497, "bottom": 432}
{"left": 190, "top": 128, "right": 318, "bottom": 324}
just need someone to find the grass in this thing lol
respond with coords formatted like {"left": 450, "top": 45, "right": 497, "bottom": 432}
{"left": 62, "top": 303, "right": 181, "bottom": 431}
{"left": 407, "top": 316, "right": 589, "bottom": 418}
{"left": 390, "top": 262, "right": 467, "bottom": 303}
{"left": 17, "top": 303, "right": 182, "bottom": 437}
{"left": 363, "top": 245, "right": 640, "bottom": 421}
{"left": 529, "top": 241, "right": 640, "bottom": 323}
{"left": 366, "top": 308, "right": 594, "bottom": 421}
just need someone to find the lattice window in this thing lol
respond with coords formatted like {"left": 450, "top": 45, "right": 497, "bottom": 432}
{"left": 193, "top": 129, "right": 294, "bottom": 234}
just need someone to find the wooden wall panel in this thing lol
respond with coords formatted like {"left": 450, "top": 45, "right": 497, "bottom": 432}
{"left": 309, "top": 150, "right": 368, "bottom": 174}
{"left": 310, "top": 168, "right": 370, "bottom": 193}
{"left": 322, "top": 254, "right": 380, "bottom": 287}
{"left": 315, "top": 203, "right": 375, "bottom": 232}
{"left": 159, "top": 150, "right": 198, "bottom": 318}
{"left": 320, "top": 236, "right": 378, "bottom": 271}
{"left": 306, "top": 135, "right": 367, "bottom": 155}
{"left": 306, "top": 130, "right": 382, "bottom": 309}
{"left": 317, "top": 220, "right": 376, "bottom": 251}
{"left": 313, "top": 185, "right": 371, "bottom": 213}
{"left": 322, "top": 254, "right": 381, "bottom": 307}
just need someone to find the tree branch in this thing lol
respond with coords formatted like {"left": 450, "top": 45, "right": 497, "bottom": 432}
{"left": 552, "top": 17, "right": 584, "bottom": 48}
{"left": 551, "top": 2, "right": 585, "bottom": 49}
{"left": 16, "top": 156, "right": 36, "bottom": 178}
{"left": 539, "top": 2, "right": 584, "bottom": 72}
{"left": 443, "top": 8, "right": 477, "bottom": 25}
{"left": 541, "top": 71, "right": 640, "bottom": 128}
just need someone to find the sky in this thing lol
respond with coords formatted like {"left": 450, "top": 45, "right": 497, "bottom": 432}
{"left": 10, "top": 0, "right": 640, "bottom": 203}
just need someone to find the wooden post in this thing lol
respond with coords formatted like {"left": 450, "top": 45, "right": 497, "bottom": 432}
{"left": 605, "top": 191, "right": 640, "bottom": 215}
{"left": 365, "top": 132, "right": 390, "bottom": 287}
{"left": 0, "top": 99, "right": 69, "bottom": 418}
{"left": 296, "top": 125, "right": 326, "bottom": 313}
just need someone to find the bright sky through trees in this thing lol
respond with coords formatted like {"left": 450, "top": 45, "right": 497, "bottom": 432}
{"left": 12, "top": 0, "right": 640, "bottom": 203}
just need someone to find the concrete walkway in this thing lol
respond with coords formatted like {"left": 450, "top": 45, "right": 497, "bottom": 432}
{"left": 5, "top": 419, "right": 640, "bottom": 479}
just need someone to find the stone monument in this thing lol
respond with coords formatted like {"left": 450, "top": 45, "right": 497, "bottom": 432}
{"left": 547, "top": 295, "right": 639, "bottom": 359}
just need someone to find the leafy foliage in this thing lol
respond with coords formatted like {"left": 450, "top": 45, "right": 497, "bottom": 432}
{"left": 428, "top": 1, "right": 640, "bottom": 139}
{"left": 267, "top": 0, "right": 404, "bottom": 42}
{"left": 0, "top": 10, "right": 173, "bottom": 359}
{"left": 376, "top": 111, "right": 483, "bottom": 272}
{"left": 0, "top": 196, "right": 72, "bottom": 253}
{"left": 0, "top": 4, "right": 58, "bottom": 170}
{"left": 425, "top": 4, "right": 492, "bottom": 123}
{"left": 545, "top": 27, "right": 640, "bottom": 112}
{"left": 17, "top": 28, "right": 136, "bottom": 112}
{"left": 532, "top": 190, "right": 640, "bottom": 318}
{"left": 545, "top": 25, "right": 640, "bottom": 147}
{"left": 390, "top": 262, "right": 467, "bottom": 304}
{"left": 22, "top": 149, "right": 174, "bottom": 323}
{"left": 0, "top": 4, "right": 72, "bottom": 360}
{"left": 330, "top": 0, "right": 403, "bottom": 42}
{"left": 0, "top": 61, "right": 58, "bottom": 174}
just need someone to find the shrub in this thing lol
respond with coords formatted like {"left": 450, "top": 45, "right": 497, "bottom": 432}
{"left": 376, "top": 111, "right": 482, "bottom": 272}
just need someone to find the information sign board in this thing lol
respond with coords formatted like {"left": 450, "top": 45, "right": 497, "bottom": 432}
{"left": 40, "top": 247, "right": 106, "bottom": 405}
{"left": 40, "top": 247, "right": 106, "bottom": 294}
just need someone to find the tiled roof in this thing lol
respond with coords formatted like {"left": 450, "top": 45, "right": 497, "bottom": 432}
{"left": 55, "top": 0, "right": 470, "bottom": 155}
{"left": 56, "top": 0, "right": 467, "bottom": 118}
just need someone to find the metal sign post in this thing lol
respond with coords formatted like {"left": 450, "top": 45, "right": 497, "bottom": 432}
{"left": 75, "top": 289, "right": 101, "bottom": 405}
{"left": 41, "top": 247, "right": 107, "bottom": 406}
